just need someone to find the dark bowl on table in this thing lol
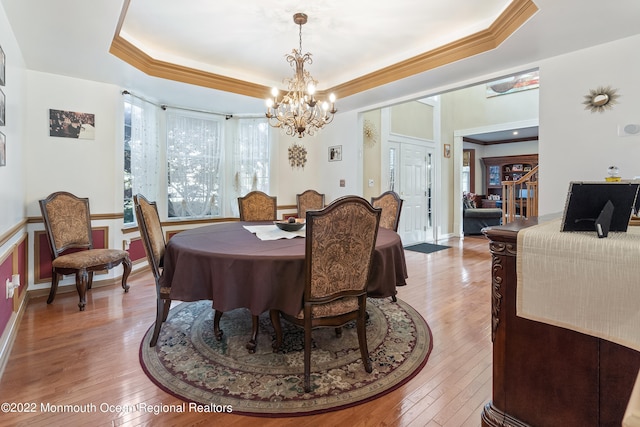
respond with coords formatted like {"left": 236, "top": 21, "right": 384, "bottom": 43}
{"left": 274, "top": 220, "right": 305, "bottom": 232}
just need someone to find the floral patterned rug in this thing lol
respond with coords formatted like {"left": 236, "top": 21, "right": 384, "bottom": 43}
{"left": 139, "top": 298, "right": 432, "bottom": 416}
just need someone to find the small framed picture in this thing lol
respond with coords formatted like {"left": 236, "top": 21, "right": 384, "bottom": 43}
{"left": 512, "top": 164, "right": 523, "bottom": 172}
{"left": 329, "top": 145, "right": 342, "bottom": 162}
{"left": 443, "top": 143, "right": 451, "bottom": 158}
{"left": 0, "top": 131, "right": 5, "bottom": 166}
{"left": 0, "top": 88, "right": 5, "bottom": 126}
{"left": 0, "top": 44, "right": 5, "bottom": 86}
{"left": 49, "top": 109, "right": 95, "bottom": 139}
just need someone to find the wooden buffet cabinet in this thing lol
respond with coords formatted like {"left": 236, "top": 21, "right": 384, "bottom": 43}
{"left": 482, "top": 220, "right": 640, "bottom": 427}
{"left": 482, "top": 154, "right": 538, "bottom": 200}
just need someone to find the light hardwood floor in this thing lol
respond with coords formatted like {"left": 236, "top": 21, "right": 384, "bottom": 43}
{"left": 0, "top": 235, "right": 493, "bottom": 427}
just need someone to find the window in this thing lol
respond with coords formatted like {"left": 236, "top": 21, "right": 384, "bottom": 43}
{"left": 462, "top": 166, "right": 470, "bottom": 194}
{"left": 233, "top": 119, "right": 270, "bottom": 195}
{"left": 462, "top": 149, "right": 475, "bottom": 193}
{"left": 166, "top": 112, "right": 223, "bottom": 218}
{"left": 388, "top": 147, "right": 397, "bottom": 191}
{"left": 123, "top": 96, "right": 160, "bottom": 224}
{"left": 124, "top": 97, "right": 271, "bottom": 221}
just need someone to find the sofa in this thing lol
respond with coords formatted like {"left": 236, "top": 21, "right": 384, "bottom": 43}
{"left": 463, "top": 194, "right": 502, "bottom": 235}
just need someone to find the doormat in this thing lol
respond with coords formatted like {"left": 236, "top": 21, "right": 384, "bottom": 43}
{"left": 404, "top": 243, "right": 451, "bottom": 254}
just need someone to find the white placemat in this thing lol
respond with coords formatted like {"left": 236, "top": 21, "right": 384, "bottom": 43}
{"left": 243, "top": 224, "right": 305, "bottom": 240}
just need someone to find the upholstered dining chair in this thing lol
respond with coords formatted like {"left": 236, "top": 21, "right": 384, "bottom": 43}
{"left": 371, "top": 190, "right": 404, "bottom": 232}
{"left": 134, "top": 194, "right": 169, "bottom": 346}
{"left": 270, "top": 195, "right": 381, "bottom": 392}
{"left": 134, "top": 193, "right": 225, "bottom": 347}
{"left": 238, "top": 190, "right": 277, "bottom": 221}
{"left": 39, "top": 191, "right": 132, "bottom": 311}
{"left": 296, "top": 189, "right": 325, "bottom": 219}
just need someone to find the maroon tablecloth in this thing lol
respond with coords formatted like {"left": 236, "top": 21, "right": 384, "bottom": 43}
{"left": 160, "top": 221, "right": 408, "bottom": 317}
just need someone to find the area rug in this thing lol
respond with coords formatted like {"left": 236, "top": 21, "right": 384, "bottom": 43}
{"left": 140, "top": 297, "right": 432, "bottom": 417}
{"left": 404, "top": 242, "right": 451, "bottom": 254}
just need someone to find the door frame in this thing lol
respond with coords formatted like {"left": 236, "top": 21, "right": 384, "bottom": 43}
{"left": 380, "top": 100, "right": 441, "bottom": 243}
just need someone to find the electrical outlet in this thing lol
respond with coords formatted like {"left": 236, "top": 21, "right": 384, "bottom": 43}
{"left": 6, "top": 275, "right": 19, "bottom": 299}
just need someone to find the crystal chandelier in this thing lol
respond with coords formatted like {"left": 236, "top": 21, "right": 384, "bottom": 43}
{"left": 265, "top": 13, "right": 337, "bottom": 138}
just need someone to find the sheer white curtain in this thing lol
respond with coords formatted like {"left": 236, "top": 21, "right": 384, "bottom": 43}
{"left": 166, "top": 112, "right": 223, "bottom": 218}
{"left": 233, "top": 118, "right": 270, "bottom": 197}
{"left": 124, "top": 95, "right": 160, "bottom": 223}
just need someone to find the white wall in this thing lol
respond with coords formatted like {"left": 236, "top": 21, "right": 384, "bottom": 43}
{"left": 538, "top": 34, "right": 640, "bottom": 215}
{"left": 0, "top": 3, "right": 26, "bottom": 232}
{"left": 443, "top": 83, "right": 539, "bottom": 132}
{"left": 271, "top": 129, "right": 322, "bottom": 207}
{"left": 25, "top": 71, "right": 123, "bottom": 217}
{"left": 318, "top": 110, "right": 362, "bottom": 202}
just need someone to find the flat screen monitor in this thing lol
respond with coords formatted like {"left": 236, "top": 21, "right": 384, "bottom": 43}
{"left": 561, "top": 181, "right": 639, "bottom": 234}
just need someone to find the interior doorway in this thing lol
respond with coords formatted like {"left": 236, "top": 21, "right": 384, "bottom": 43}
{"left": 453, "top": 119, "right": 539, "bottom": 236}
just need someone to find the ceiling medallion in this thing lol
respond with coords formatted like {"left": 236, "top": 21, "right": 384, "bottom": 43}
{"left": 265, "top": 13, "right": 337, "bottom": 138}
{"left": 583, "top": 86, "right": 620, "bottom": 113}
{"left": 363, "top": 119, "right": 377, "bottom": 147}
{"left": 288, "top": 142, "right": 307, "bottom": 169}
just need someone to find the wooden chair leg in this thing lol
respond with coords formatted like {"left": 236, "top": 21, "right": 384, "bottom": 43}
{"left": 246, "top": 315, "right": 259, "bottom": 353}
{"left": 87, "top": 271, "right": 94, "bottom": 290}
{"left": 76, "top": 269, "right": 89, "bottom": 311}
{"left": 213, "top": 310, "right": 224, "bottom": 341}
{"left": 150, "top": 297, "right": 172, "bottom": 347}
{"left": 150, "top": 298, "right": 165, "bottom": 347}
{"left": 304, "top": 322, "right": 312, "bottom": 392}
{"left": 270, "top": 310, "right": 282, "bottom": 352}
{"left": 121, "top": 256, "right": 132, "bottom": 292}
{"left": 357, "top": 311, "right": 372, "bottom": 373}
{"left": 47, "top": 271, "right": 60, "bottom": 304}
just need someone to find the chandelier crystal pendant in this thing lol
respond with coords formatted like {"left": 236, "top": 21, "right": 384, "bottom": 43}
{"left": 265, "top": 13, "right": 337, "bottom": 138}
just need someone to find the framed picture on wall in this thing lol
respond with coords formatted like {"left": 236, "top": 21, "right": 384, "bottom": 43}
{"left": 0, "top": 131, "right": 5, "bottom": 166}
{"left": 486, "top": 70, "right": 539, "bottom": 97}
{"left": 0, "top": 44, "right": 5, "bottom": 86}
{"left": 0, "top": 88, "right": 5, "bottom": 126}
{"left": 329, "top": 145, "right": 342, "bottom": 162}
{"left": 49, "top": 109, "right": 95, "bottom": 139}
{"left": 444, "top": 143, "right": 451, "bottom": 158}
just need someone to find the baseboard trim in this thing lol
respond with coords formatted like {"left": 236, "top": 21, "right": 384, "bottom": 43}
{"left": 0, "top": 292, "right": 28, "bottom": 380}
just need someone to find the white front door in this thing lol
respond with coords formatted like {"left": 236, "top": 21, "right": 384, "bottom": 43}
{"left": 400, "top": 143, "right": 426, "bottom": 244}
{"left": 391, "top": 142, "right": 434, "bottom": 245}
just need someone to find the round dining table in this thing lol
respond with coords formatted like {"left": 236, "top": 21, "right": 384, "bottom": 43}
{"left": 159, "top": 221, "right": 408, "bottom": 350}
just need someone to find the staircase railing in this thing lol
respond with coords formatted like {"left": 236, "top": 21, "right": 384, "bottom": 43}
{"left": 502, "top": 165, "right": 539, "bottom": 224}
